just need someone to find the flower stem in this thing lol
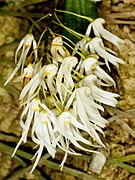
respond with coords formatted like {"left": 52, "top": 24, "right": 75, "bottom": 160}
{"left": 56, "top": 9, "right": 93, "bottom": 22}
{"left": 107, "top": 154, "right": 135, "bottom": 174}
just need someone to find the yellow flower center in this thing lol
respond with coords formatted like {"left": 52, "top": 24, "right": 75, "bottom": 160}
{"left": 25, "top": 43, "right": 31, "bottom": 47}
{"left": 91, "top": 64, "right": 97, "bottom": 70}
{"left": 65, "top": 119, "right": 71, "bottom": 125}
{"left": 41, "top": 110, "right": 47, "bottom": 114}
{"left": 42, "top": 119, "right": 48, "bottom": 125}
{"left": 32, "top": 107, "right": 39, "bottom": 112}
{"left": 45, "top": 71, "right": 51, "bottom": 76}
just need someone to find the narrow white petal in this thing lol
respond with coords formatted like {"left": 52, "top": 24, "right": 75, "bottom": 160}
{"left": 15, "top": 39, "right": 25, "bottom": 63}
{"left": 85, "top": 23, "right": 92, "bottom": 36}
{"left": 19, "top": 73, "right": 39, "bottom": 100}
{"left": 70, "top": 139, "right": 99, "bottom": 153}
{"left": 95, "top": 66, "right": 115, "bottom": 86}
{"left": 30, "top": 145, "right": 44, "bottom": 173}
{"left": 65, "top": 90, "right": 76, "bottom": 110}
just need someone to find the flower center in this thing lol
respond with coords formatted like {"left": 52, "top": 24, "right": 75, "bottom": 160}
{"left": 91, "top": 64, "right": 97, "bottom": 70}
{"left": 65, "top": 118, "right": 72, "bottom": 125}
{"left": 42, "top": 119, "right": 48, "bottom": 125}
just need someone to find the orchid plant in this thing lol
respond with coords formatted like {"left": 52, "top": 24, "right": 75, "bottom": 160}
{"left": 4, "top": 9, "right": 125, "bottom": 173}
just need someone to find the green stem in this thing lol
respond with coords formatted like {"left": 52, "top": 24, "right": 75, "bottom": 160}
{"left": 0, "top": 133, "right": 19, "bottom": 142}
{"left": 0, "top": 133, "right": 35, "bottom": 147}
{"left": 63, "top": 41, "right": 85, "bottom": 60}
{"left": 54, "top": 32, "right": 86, "bottom": 59}
{"left": 0, "top": 142, "right": 27, "bottom": 167}
{"left": 29, "top": 13, "right": 51, "bottom": 33}
{"left": 54, "top": 13, "right": 92, "bottom": 41}
{"left": 113, "top": 163, "right": 135, "bottom": 174}
{"left": 56, "top": 9, "right": 93, "bottom": 22}
{"left": 0, "top": 142, "right": 33, "bottom": 159}
{"left": 72, "top": 69, "right": 85, "bottom": 79}
{"left": 107, "top": 154, "right": 135, "bottom": 164}
{"left": 53, "top": 15, "right": 83, "bottom": 39}
{"left": 107, "top": 154, "right": 135, "bottom": 174}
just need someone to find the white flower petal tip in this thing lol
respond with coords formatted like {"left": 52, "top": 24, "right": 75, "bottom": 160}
{"left": 4, "top": 67, "right": 19, "bottom": 86}
{"left": 86, "top": 18, "right": 124, "bottom": 49}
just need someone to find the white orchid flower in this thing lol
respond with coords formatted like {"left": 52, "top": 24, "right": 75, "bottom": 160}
{"left": 80, "top": 75, "right": 119, "bottom": 107}
{"left": 4, "top": 34, "right": 37, "bottom": 85}
{"left": 57, "top": 111, "right": 99, "bottom": 151}
{"left": 85, "top": 37, "right": 125, "bottom": 70}
{"left": 19, "top": 65, "right": 47, "bottom": 102}
{"left": 72, "top": 38, "right": 87, "bottom": 56}
{"left": 56, "top": 56, "right": 78, "bottom": 104}
{"left": 65, "top": 87, "right": 107, "bottom": 146}
{"left": 51, "top": 36, "right": 67, "bottom": 64}
{"left": 13, "top": 63, "right": 34, "bottom": 83}
{"left": 30, "top": 109, "right": 59, "bottom": 173}
{"left": 66, "top": 87, "right": 104, "bottom": 112}
{"left": 15, "top": 34, "right": 38, "bottom": 63}
{"left": 12, "top": 97, "right": 60, "bottom": 173}
{"left": 12, "top": 98, "right": 40, "bottom": 157}
{"left": 23, "top": 63, "right": 34, "bottom": 78}
{"left": 56, "top": 111, "right": 101, "bottom": 170}
{"left": 85, "top": 18, "right": 124, "bottom": 49}
{"left": 44, "top": 64, "right": 58, "bottom": 93}
{"left": 19, "top": 63, "right": 57, "bottom": 102}
{"left": 82, "top": 55, "right": 115, "bottom": 86}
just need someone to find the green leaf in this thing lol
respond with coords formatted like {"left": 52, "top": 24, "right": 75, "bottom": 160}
{"left": 0, "top": 142, "right": 27, "bottom": 167}
{"left": 62, "top": 0, "right": 98, "bottom": 43}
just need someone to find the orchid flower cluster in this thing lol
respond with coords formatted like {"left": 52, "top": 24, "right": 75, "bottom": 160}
{"left": 4, "top": 16, "right": 125, "bottom": 173}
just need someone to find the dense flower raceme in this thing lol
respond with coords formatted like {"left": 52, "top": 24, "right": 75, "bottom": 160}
{"left": 4, "top": 16, "right": 125, "bottom": 173}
